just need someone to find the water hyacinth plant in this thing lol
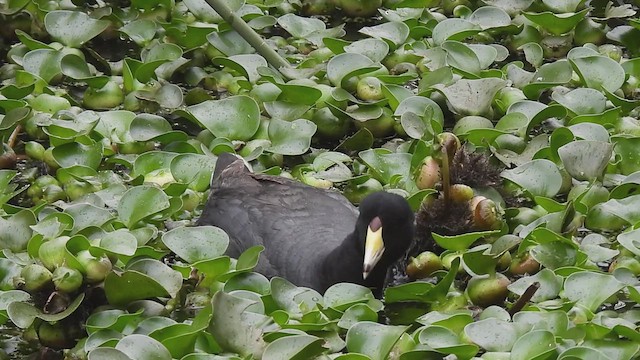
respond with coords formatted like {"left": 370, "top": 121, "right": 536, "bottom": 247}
{"left": 0, "top": 0, "right": 639, "bottom": 359}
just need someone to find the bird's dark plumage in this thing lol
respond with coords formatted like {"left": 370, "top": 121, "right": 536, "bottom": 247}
{"left": 196, "top": 153, "right": 415, "bottom": 295}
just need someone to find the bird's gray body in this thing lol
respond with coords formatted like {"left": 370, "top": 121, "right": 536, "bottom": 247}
{"left": 196, "top": 158, "right": 359, "bottom": 290}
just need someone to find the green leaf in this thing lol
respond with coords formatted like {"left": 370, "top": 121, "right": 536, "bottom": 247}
{"left": 464, "top": 318, "right": 518, "bottom": 352}
{"left": 162, "top": 226, "right": 229, "bottom": 263}
{"left": 612, "top": 136, "right": 640, "bottom": 175}
{"left": 213, "top": 54, "right": 267, "bottom": 83}
{"left": 542, "top": 0, "right": 582, "bottom": 12}
{"left": 44, "top": 10, "right": 110, "bottom": 47}
{"left": 104, "top": 270, "right": 168, "bottom": 306}
{"left": 501, "top": 159, "right": 563, "bottom": 198}
{"left": 358, "top": 149, "right": 411, "bottom": 184}
{"left": 557, "top": 140, "right": 612, "bottom": 181}
{"left": 432, "top": 230, "right": 500, "bottom": 251}
{"left": 22, "top": 49, "right": 63, "bottom": 83}
{"left": 359, "top": 21, "right": 410, "bottom": 48}
{"left": 115, "top": 334, "right": 172, "bottom": 360}
{"left": 432, "top": 18, "right": 480, "bottom": 45}
{"left": 435, "top": 78, "right": 507, "bottom": 117}
{"left": 88, "top": 348, "right": 134, "bottom": 360}
{"left": 52, "top": 141, "right": 103, "bottom": 169}
{"left": 277, "top": 13, "right": 325, "bottom": 38}
{"left": 523, "top": 9, "right": 588, "bottom": 35}
{"left": 346, "top": 322, "right": 407, "bottom": 360}
{"left": 267, "top": 119, "right": 316, "bottom": 155}
{"left": 183, "top": 0, "right": 244, "bottom": 23}
{"left": 558, "top": 347, "right": 610, "bottom": 360}
{"left": 510, "top": 330, "right": 556, "bottom": 360}
{"left": 513, "top": 311, "right": 569, "bottom": 336}
{"left": 7, "top": 293, "right": 84, "bottom": 329}
{"left": 418, "top": 325, "right": 479, "bottom": 358}
{"left": 120, "top": 19, "right": 158, "bottom": 46}
{"left": 170, "top": 154, "right": 217, "bottom": 191}
{"left": 209, "top": 291, "right": 270, "bottom": 358}
{"left": 338, "top": 304, "right": 379, "bottom": 329}
{"left": 508, "top": 269, "right": 562, "bottom": 302}
{"left": 0, "top": 209, "right": 35, "bottom": 252}
{"left": 186, "top": 96, "right": 260, "bottom": 141}
{"left": 384, "top": 281, "right": 435, "bottom": 303}
{"left": 441, "top": 40, "right": 481, "bottom": 76}
{"left": 117, "top": 185, "right": 171, "bottom": 228}
{"left": 344, "top": 38, "right": 389, "bottom": 63}
{"left": 262, "top": 334, "right": 326, "bottom": 360}
{"left": 270, "top": 277, "right": 322, "bottom": 316}
{"left": 570, "top": 55, "right": 626, "bottom": 93}
{"left": 468, "top": 6, "right": 512, "bottom": 29}
{"left": 207, "top": 30, "right": 254, "bottom": 56}
{"left": 324, "top": 283, "right": 376, "bottom": 311}
{"left": 564, "top": 271, "right": 626, "bottom": 312}
{"left": 326, "top": 53, "right": 376, "bottom": 87}
{"left": 552, "top": 88, "right": 607, "bottom": 116}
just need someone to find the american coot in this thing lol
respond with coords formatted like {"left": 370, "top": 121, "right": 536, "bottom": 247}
{"left": 197, "top": 153, "right": 415, "bottom": 295}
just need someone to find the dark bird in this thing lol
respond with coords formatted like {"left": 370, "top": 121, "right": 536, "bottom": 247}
{"left": 196, "top": 152, "right": 415, "bottom": 296}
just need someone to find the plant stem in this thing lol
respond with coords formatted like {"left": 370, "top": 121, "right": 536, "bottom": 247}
{"left": 203, "top": 0, "right": 291, "bottom": 71}
{"left": 8, "top": 125, "right": 22, "bottom": 149}
{"left": 509, "top": 282, "right": 539, "bottom": 316}
{"left": 441, "top": 146, "right": 450, "bottom": 206}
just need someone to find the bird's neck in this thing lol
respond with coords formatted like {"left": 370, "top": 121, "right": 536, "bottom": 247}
{"left": 320, "top": 232, "right": 387, "bottom": 297}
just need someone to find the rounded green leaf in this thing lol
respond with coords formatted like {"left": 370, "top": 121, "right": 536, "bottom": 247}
{"left": 88, "top": 347, "right": 133, "bottom": 360}
{"left": 464, "top": 318, "right": 518, "bottom": 352}
{"left": 346, "top": 322, "right": 407, "bottom": 360}
{"left": 117, "top": 185, "right": 171, "bottom": 228}
{"left": 551, "top": 88, "right": 606, "bottom": 116}
{"left": 432, "top": 230, "right": 501, "bottom": 251}
{"left": 359, "top": 21, "right": 410, "bottom": 48}
{"left": 52, "top": 141, "right": 103, "bottom": 170}
{"left": 120, "top": 19, "right": 158, "bottom": 46}
{"left": 344, "top": 38, "right": 389, "bottom": 63}
{"left": 187, "top": 96, "right": 260, "bottom": 141}
{"left": 277, "top": 13, "right": 325, "bottom": 38}
{"left": 435, "top": 78, "right": 507, "bottom": 117}
{"left": 170, "top": 153, "right": 217, "bottom": 191}
{"left": 570, "top": 55, "right": 626, "bottom": 93}
{"left": 326, "top": 53, "right": 375, "bottom": 87}
{"left": 432, "top": 18, "right": 480, "bottom": 45}
{"left": 324, "top": 283, "right": 375, "bottom": 311}
{"left": 207, "top": 29, "right": 254, "bottom": 57}
{"left": 115, "top": 334, "right": 171, "bottom": 360}
{"left": 507, "top": 269, "right": 562, "bottom": 302}
{"left": 7, "top": 293, "right": 84, "bottom": 329}
{"left": 558, "top": 347, "right": 609, "bottom": 360}
{"left": 509, "top": 330, "right": 556, "bottom": 360}
{"left": 267, "top": 119, "right": 316, "bottom": 155}
{"left": 558, "top": 140, "right": 613, "bottom": 181}
{"left": 184, "top": 0, "right": 244, "bottom": 23}
{"left": 210, "top": 291, "right": 269, "bottom": 358}
{"left": 44, "top": 10, "right": 110, "bottom": 47}
{"left": 104, "top": 270, "right": 168, "bottom": 306}
{"left": 162, "top": 226, "right": 229, "bottom": 264}
{"left": 564, "top": 271, "right": 625, "bottom": 312}
{"left": 214, "top": 54, "right": 267, "bottom": 83}
{"left": 468, "top": 6, "right": 512, "bottom": 30}
{"left": 338, "top": 304, "right": 379, "bottom": 329}
{"left": 523, "top": 9, "right": 588, "bottom": 36}
{"left": 262, "top": 334, "right": 325, "bottom": 360}
{"left": 0, "top": 210, "right": 35, "bottom": 252}
{"left": 22, "top": 49, "right": 63, "bottom": 84}
{"left": 501, "top": 159, "right": 563, "bottom": 198}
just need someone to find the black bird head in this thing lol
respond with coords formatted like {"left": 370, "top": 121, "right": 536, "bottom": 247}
{"left": 355, "top": 192, "right": 415, "bottom": 288}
